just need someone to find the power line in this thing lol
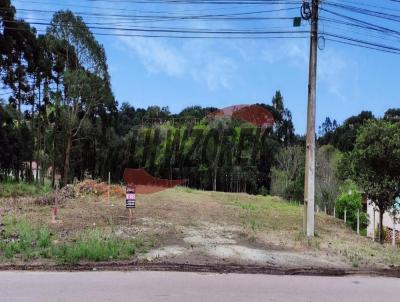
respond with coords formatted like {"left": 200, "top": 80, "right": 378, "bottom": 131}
{"left": 323, "top": 32, "right": 400, "bottom": 54}
{"left": 15, "top": 0, "right": 292, "bottom": 14}
{"left": 3, "top": 0, "right": 400, "bottom": 55}
{"left": 324, "top": 1, "right": 400, "bottom": 23}
{"left": 326, "top": 37, "right": 400, "bottom": 55}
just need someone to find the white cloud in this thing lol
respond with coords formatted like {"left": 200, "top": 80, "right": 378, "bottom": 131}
{"left": 261, "top": 40, "right": 308, "bottom": 66}
{"left": 192, "top": 57, "right": 236, "bottom": 90}
{"left": 118, "top": 34, "right": 238, "bottom": 90}
{"left": 119, "top": 36, "right": 187, "bottom": 77}
{"left": 260, "top": 37, "right": 358, "bottom": 103}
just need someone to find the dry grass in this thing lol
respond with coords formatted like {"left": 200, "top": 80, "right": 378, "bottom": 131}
{"left": 1, "top": 184, "right": 399, "bottom": 268}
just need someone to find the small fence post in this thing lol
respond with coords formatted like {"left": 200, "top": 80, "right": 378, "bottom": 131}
{"left": 108, "top": 171, "right": 111, "bottom": 205}
{"left": 344, "top": 208, "right": 347, "bottom": 223}
{"left": 372, "top": 208, "right": 376, "bottom": 241}
{"left": 393, "top": 216, "right": 396, "bottom": 247}
{"left": 357, "top": 209, "right": 360, "bottom": 235}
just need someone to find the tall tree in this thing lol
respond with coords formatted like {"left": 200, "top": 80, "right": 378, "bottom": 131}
{"left": 315, "top": 145, "right": 341, "bottom": 212}
{"left": 47, "top": 10, "right": 114, "bottom": 184}
{"left": 341, "top": 120, "right": 400, "bottom": 243}
{"left": 271, "top": 91, "right": 295, "bottom": 145}
{"left": 319, "top": 111, "right": 375, "bottom": 151}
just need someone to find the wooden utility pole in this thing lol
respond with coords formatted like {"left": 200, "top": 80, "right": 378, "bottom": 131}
{"left": 304, "top": 0, "right": 319, "bottom": 237}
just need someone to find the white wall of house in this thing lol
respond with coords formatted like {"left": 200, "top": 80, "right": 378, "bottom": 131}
{"left": 367, "top": 201, "right": 400, "bottom": 238}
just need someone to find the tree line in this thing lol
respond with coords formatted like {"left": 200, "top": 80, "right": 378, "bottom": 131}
{"left": 1, "top": 2, "right": 298, "bottom": 193}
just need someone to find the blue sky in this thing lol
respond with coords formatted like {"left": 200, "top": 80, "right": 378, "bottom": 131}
{"left": 8, "top": 0, "right": 400, "bottom": 134}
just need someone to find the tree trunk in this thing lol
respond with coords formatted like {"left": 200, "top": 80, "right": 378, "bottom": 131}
{"left": 212, "top": 168, "right": 217, "bottom": 191}
{"left": 63, "top": 131, "right": 73, "bottom": 185}
{"left": 51, "top": 131, "right": 56, "bottom": 188}
{"left": 36, "top": 82, "right": 41, "bottom": 183}
{"left": 379, "top": 209, "right": 384, "bottom": 244}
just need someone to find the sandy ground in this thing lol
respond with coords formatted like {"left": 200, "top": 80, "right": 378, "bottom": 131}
{"left": 137, "top": 220, "right": 347, "bottom": 269}
{"left": 1, "top": 271, "right": 399, "bottom": 302}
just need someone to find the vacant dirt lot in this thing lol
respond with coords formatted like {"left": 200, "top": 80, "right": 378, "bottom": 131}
{"left": 1, "top": 184, "right": 399, "bottom": 270}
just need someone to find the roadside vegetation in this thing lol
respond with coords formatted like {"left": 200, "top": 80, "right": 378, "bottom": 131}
{"left": 0, "top": 182, "right": 52, "bottom": 198}
{"left": 0, "top": 216, "right": 149, "bottom": 264}
{"left": 0, "top": 185, "right": 399, "bottom": 268}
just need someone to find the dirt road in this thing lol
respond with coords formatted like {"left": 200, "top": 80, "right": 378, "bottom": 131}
{"left": 0, "top": 271, "right": 398, "bottom": 302}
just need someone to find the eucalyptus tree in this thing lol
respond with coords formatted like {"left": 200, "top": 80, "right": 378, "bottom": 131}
{"left": 47, "top": 10, "right": 115, "bottom": 184}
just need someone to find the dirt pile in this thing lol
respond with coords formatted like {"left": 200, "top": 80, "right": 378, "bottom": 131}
{"left": 75, "top": 180, "right": 125, "bottom": 198}
{"left": 34, "top": 185, "right": 75, "bottom": 205}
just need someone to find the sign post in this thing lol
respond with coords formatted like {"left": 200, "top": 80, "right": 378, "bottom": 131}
{"left": 126, "top": 185, "right": 136, "bottom": 224}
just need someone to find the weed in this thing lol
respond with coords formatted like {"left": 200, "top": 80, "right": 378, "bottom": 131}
{"left": 52, "top": 230, "right": 148, "bottom": 264}
{"left": 0, "top": 218, "right": 149, "bottom": 264}
{"left": 235, "top": 202, "right": 257, "bottom": 211}
{"left": 0, "top": 217, "right": 53, "bottom": 261}
{"left": 294, "top": 230, "right": 305, "bottom": 242}
{"left": 250, "top": 220, "right": 257, "bottom": 231}
{"left": 349, "top": 252, "right": 362, "bottom": 268}
{"left": 37, "top": 229, "right": 52, "bottom": 248}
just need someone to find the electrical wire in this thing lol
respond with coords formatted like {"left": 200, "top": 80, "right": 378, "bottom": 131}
{"left": 2, "top": 0, "right": 400, "bottom": 55}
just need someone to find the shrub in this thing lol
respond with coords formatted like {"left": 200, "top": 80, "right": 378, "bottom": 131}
{"left": 335, "top": 181, "right": 368, "bottom": 232}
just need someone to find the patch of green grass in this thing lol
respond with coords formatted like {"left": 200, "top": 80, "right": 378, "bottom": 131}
{"left": 230, "top": 195, "right": 302, "bottom": 232}
{"left": 0, "top": 217, "right": 53, "bottom": 261}
{"left": 52, "top": 230, "right": 148, "bottom": 264}
{"left": 175, "top": 186, "right": 194, "bottom": 194}
{"left": 0, "top": 217, "right": 149, "bottom": 264}
{"left": 0, "top": 181, "right": 52, "bottom": 198}
{"left": 234, "top": 202, "right": 257, "bottom": 211}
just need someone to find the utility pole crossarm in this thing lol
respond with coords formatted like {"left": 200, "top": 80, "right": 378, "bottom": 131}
{"left": 304, "top": 0, "right": 319, "bottom": 237}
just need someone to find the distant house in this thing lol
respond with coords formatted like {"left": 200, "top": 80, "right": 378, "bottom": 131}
{"left": 18, "top": 161, "right": 41, "bottom": 181}
{"left": 367, "top": 198, "right": 400, "bottom": 243}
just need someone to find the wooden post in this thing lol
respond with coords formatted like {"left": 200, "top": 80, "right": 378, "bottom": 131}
{"left": 333, "top": 206, "right": 336, "bottom": 218}
{"left": 51, "top": 184, "right": 59, "bottom": 223}
{"left": 344, "top": 208, "right": 347, "bottom": 224}
{"left": 129, "top": 208, "right": 133, "bottom": 225}
{"left": 51, "top": 207, "right": 57, "bottom": 223}
{"left": 303, "top": 0, "right": 319, "bottom": 237}
{"left": 393, "top": 216, "right": 396, "bottom": 247}
{"left": 357, "top": 209, "right": 360, "bottom": 235}
{"left": 108, "top": 171, "right": 111, "bottom": 205}
{"left": 372, "top": 208, "right": 375, "bottom": 241}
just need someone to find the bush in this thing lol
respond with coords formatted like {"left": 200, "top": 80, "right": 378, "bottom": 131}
{"left": 335, "top": 181, "right": 368, "bottom": 231}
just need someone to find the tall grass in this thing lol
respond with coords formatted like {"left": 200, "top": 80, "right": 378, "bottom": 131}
{"left": 0, "top": 181, "right": 52, "bottom": 198}
{"left": 52, "top": 230, "right": 148, "bottom": 264}
{"left": 0, "top": 217, "right": 53, "bottom": 261}
{"left": 0, "top": 217, "right": 148, "bottom": 264}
